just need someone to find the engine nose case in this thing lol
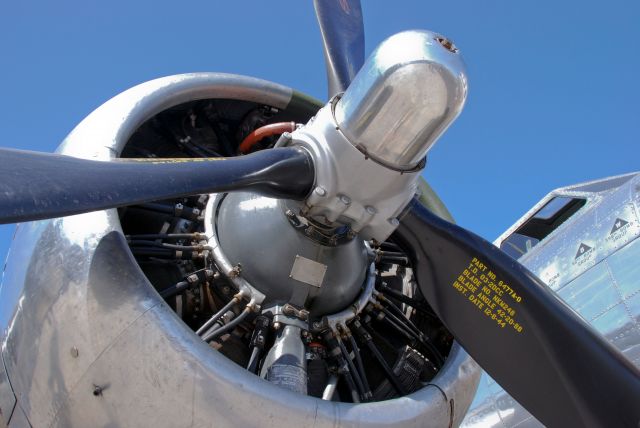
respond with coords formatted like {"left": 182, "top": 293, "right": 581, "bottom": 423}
{"left": 213, "top": 192, "right": 369, "bottom": 316}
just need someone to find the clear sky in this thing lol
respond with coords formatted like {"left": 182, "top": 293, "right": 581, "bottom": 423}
{"left": 1, "top": 0, "right": 638, "bottom": 267}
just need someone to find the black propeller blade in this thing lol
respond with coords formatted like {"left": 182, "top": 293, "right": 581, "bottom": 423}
{"left": 313, "top": 0, "right": 365, "bottom": 98}
{"left": 394, "top": 198, "right": 640, "bottom": 427}
{"left": 0, "top": 147, "right": 314, "bottom": 224}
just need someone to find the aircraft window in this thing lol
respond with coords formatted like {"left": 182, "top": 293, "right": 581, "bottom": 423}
{"left": 499, "top": 196, "right": 586, "bottom": 260}
{"left": 533, "top": 197, "right": 574, "bottom": 220}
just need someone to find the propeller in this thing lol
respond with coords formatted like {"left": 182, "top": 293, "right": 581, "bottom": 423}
{"left": 313, "top": 0, "right": 365, "bottom": 98}
{"left": 0, "top": 2, "right": 638, "bottom": 427}
{"left": 394, "top": 198, "right": 640, "bottom": 427}
{"left": 0, "top": 147, "right": 313, "bottom": 224}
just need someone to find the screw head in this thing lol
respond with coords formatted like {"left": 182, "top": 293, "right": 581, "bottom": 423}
{"left": 314, "top": 186, "right": 327, "bottom": 197}
{"left": 339, "top": 195, "right": 351, "bottom": 205}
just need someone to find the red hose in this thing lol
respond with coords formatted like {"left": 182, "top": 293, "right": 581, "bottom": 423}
{"left": 239, "top": 122, "right": 297, "bottom": 154}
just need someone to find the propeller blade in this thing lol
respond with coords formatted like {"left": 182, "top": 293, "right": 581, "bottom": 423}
{"left": 0, "top": 147, "right": 314, "bottom": 224}
{"left": 313, "top": 0, "right": 365, "bottom": 98}
{"left": 394, "top": 198, "right": 640, "bottom": 427}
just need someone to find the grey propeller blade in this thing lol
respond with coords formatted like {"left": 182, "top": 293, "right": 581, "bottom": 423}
{"left": 0, "top": 147, "right": 314, "bottom": 224}
{"left": 313, "top": 0, "right": 365, "bottom": 98}
{"left": 395, "top": 198, "right": 640, "bottom": 427}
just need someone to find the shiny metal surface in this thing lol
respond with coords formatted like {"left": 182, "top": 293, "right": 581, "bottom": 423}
{"left": 462, "top": 171, "right": 640, "bottom": 428}
{"left": 6, "top": 405, "right": 28, "bottom": 428}
{"left": 214, "top": 192, "right": 369, "bottom": 316}
{"left": 334, "top": 30, "right": 468, "bottom": 170}
{"left": 0, "top": 357, "right": 15, "bottom": 425}
{"left": 260, "top": 325, "right": 307, "bottom": 394}
{"left": 323, "top": 263, "right": 375, "bottom": 331}
{"left": 0, "top": 73, "right": 480, "bottom": 427}
{"left": 205, "top": 194, "right": 266, "bottom": 307}
{"left": 293, "top": 103, "right": 421, "bottom": 241}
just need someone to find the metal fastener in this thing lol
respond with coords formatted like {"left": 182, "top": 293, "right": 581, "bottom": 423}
{"left": 314, "top": 186, "right": 327, "bottom": 197}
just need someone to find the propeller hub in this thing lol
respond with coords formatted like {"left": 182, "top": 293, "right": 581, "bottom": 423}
{"left": 334, "top": 30, "right": 468, "bottom": 171}
{"left": 289, "top": 30, "right": 468, "bottom": 241}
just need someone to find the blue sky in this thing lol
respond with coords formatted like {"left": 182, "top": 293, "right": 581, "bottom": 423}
{"left": 1, "top": 0, "right": 638, "bottom": 266}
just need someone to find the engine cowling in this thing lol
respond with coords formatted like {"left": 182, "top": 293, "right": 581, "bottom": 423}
{"left": 0, "top": 73, "right": 480, "bottom": 427}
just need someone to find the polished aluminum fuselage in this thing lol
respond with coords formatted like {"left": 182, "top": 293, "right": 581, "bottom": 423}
{"left": 0, "top": 73, "right": 480, "bottom": 427}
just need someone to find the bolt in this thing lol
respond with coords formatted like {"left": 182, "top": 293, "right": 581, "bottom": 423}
{"left": 339, "top": 195, "right": 351, "bottom": 205}
{"left": 93, "top": 385, "right": 103, "bottom": 397}
{"left": 314, "top": 186, "right": 327, "bottom": 197}
{"left": 273, "top": 322, "right": 281, "bottom": 330}
{"left": 229, "top": 264, "right": 242, "bottom": 278}
{"left": 365, "top": 206, "right": 377, "bottom": 215}
{"left": 285, "top": 209, "right": 295, "bottom": 218}
{"left": 70, "top": 346, "right": 79, "bottom": 358}
{"left": 389, "top": 218, "right": 400, "bottom": 227}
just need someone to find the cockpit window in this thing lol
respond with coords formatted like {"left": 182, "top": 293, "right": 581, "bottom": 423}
{"left": 533, "top": 197, "right": 574, "bottom": 220}
{"left": 500, "top": 196, "right": 586, "bottom": 260}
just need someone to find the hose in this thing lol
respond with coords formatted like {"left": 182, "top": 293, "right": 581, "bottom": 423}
{"left": 336, "top": 333, "right": 368, "bottom": 401}
{"left": 351, "top": 319, "right": 406, "bottom": 395}
{"left": 346, "top": 332, "right": 371, "bottom": 397}
{"left": 127, "top": 240, "right": 211, "bottom": 252}
{"left": 196, "top": 295, "right": 242, "bottom": 336}
{"left": 160, "top": 280, "right": 190, "bottom": 299}
{"left": 126, "top": 233, "right": 207, "bottom": 240}
{"left": 203, "top": 306, "right": 252, "bottom": 342}
{"left": 239, "top": 122, "right": 297, "bottom": 154}
{"left": 246, "top": 346, "right": 261, "bottom": 373}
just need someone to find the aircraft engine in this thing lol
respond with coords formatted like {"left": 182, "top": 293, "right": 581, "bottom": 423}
{"left": 0, "top": 31, "right": 480, "bottom": 427}
{"left": 112, "top": 30, "right": 480, "bottom": 426}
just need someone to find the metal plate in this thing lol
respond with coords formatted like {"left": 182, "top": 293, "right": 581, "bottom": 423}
{"left": 290, "top": 255, "right": 327, "bottom": 288}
